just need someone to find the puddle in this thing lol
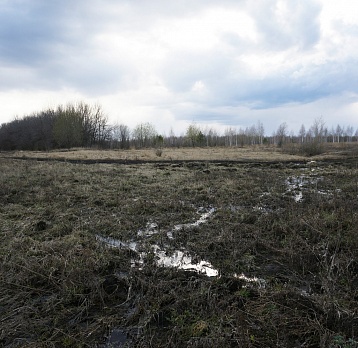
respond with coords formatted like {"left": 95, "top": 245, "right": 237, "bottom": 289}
{"left": 96, "top": 235, "right": 138, "bottom": 251}
{"left": 137, "top": 222, "right": 158, "bottom": 237}
{"left": 97, "top": 207, "right": 218, "bottom": 277}
{"left": 168, "top": 207, "right": 215, "bottom": 239}
{"left": 97, "top": 236, "right": 218, "bottom": 277}
{"left": 153, "top": 245, "right": 219, "bottom": 277}
{"left": 97, "top": 206, "right": 264, "bottom": 282}
{"left": 252, "top": 205, "right": 274, "bottom": 214}
{"left": 234, "top": 273, "right": 266, "bottom": 288}
{"left": 104, "top": 328, "right": 129, "bottom": 347}
{"left": 285, "top": 175, "right": 322, "bottom": 202}
{"left": 285, "top": 172, "right": 341, "bottom": 203}
{"left": 124, "top": 208, "right": 215, "bottom": 240}
{"left": 229, "top": 203, "right": 276, "bottom": 216}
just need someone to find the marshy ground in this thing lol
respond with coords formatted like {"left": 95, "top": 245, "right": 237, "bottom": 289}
{"left": 0, "top": 145, "right": 357, "bottom": 347}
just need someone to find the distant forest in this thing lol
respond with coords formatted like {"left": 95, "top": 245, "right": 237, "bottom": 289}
{"left": 0, "top": 102, "right": 357, "bottom": 152}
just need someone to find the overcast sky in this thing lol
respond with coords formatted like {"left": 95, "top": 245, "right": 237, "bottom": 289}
{"left": 1, "top": 0, "right": 358, "bottom": 135}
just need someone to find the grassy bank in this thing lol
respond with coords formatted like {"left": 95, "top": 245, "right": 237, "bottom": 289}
{"left": 0, "top": 147, "right": 357, "bottom": 347}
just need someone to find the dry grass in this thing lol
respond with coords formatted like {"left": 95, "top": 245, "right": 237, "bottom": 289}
{"left": 0, "top": 146, "right": 322, "bottom": 162}
{"left": 4, "top": 143, "right": 358, "bottom": 163}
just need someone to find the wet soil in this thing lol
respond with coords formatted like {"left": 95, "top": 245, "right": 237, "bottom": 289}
{"left": 0, "top": 150, "right": 357, "bottom": 347}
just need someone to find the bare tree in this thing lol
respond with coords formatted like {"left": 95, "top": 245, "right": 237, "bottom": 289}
{"left": 310, "top": 117, "right": 326, "bottom": 143}
{"left": 168, "top": 127, "right": 177, "bottom": 147}
{"left": 298, "top": 124, "right": 306, "bottom": 144}
{"left": 346, "top": 125, "right": 354, "bottom": 142}
{"left": 257, "top": 120, "right": 265, "bottom": 145}
{"left": 336, "top": 125, "right": 344, "bottom": 143}
{"left": 275, "top": 122, "right": 288, "bottom": 147}
{"left": 247, "top": 125, "right": 258, "bottom": 145}
{"left": 132, "top": 122, "right": 157, "bottom": 148}
{"left": 224, "top": 127, "right": 236, "bottom": 147}
{"left": 329, "top": 126, "right": 335, "bottom": 143}
{"left": 111, "top": 123, "right": 130, "bottom": 149}
{"left": 202, "top": 126, "right": 218, "bottom": 147}
{"left": 237, "top": 128, "right": 246, "bottom": 146}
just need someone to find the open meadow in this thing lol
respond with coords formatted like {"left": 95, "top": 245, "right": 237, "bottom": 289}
{"left": 0, "top": 145, "right": 357, "bottom": 347}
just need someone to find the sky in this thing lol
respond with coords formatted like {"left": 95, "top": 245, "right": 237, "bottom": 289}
{"left": 1, "top": 0, "right": 358, "bottom": 136}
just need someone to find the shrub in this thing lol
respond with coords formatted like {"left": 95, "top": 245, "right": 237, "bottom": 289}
{"left": 155, "top": 148, "right": 163, "bottom": 157}
{"left": 300, "top": 141, "right": 325, "bottom": 156}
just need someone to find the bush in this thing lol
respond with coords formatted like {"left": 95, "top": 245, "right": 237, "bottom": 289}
{"left": 300, "top": 141, "right": 325, "bottom": 156}
{"left": 155, "top": 148, "right": 163, "bottom": 157}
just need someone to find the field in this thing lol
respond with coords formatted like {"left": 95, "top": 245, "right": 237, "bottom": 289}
{"left": 0, "top": 146, "right": 357, "bottom": 347}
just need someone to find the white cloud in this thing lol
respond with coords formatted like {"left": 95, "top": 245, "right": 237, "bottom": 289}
{"left": 0, "top": 0, "right": 358, "bottom": 136}
{"left": 245, "top": 0, "right": 321, "bottom": 50}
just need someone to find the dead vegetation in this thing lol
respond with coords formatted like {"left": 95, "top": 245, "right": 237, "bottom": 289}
{"left": 0, "top": 145, "right": 321, "bottom": 162}
{"left": 0, "top": 146, "right": 357, "bottom": 347}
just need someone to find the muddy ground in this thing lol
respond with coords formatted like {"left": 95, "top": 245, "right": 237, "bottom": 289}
{"left": 0, "top": 147, "right": 357, "bottom": 347}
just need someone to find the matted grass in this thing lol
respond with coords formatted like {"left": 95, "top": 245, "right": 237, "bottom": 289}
{"left": 0, "top": 148, "right": 357, "bottom": 347}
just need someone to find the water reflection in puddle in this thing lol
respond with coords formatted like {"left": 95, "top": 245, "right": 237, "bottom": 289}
{"left": 96, "top": 235, "right": 137, "bottom": 251}
{"left": 96, "top": 237, "right": 219, "bottom": 277}
{"left": 168, "top": 207, "right": 215, "bottom": 239}
{"left": 97, "top": 206, "right": 266, "bottom": 283}
{"left": 104, "top": 328, "right": 128, "bottom": 347}
{"left": 285, "top": 172, "right": 341, "bottom": 203}
{"left": 234, "top": 273, "right": 266, "bottom": 288}
{"left": 153, "top": 245, "right": 218, "bottom": 277}
{"left": 285, "top": 175, "right": 322, "bottom": 202}
{"left": 96, "top": 207, "right": 218, "bottom": 277}
{"left": 137, "top": 222, "right": 158, "bottom": 237}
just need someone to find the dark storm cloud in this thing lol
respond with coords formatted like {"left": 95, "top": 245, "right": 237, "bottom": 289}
{"left": 239, "top": 58, "right": 358, "bottom": 109}
{"left": 0, "top": 0, "right": 130, "bottom": 93}
{"left": 0, "top": 1, "right": 81, "bottom": 66}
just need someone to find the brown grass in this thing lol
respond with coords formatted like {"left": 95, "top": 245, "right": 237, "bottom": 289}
{"left": 0, "top": 146, "right": 317, "bottom": 162}
{"left": 3, "top": 143, "right": 358, "bottom": 163}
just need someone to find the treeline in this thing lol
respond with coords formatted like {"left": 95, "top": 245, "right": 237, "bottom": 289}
{"left": 0, "top": 103, "right": 110, "bottom": 151}
{"left": 0, "top": 103, "right": 357, "bottom": 151}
